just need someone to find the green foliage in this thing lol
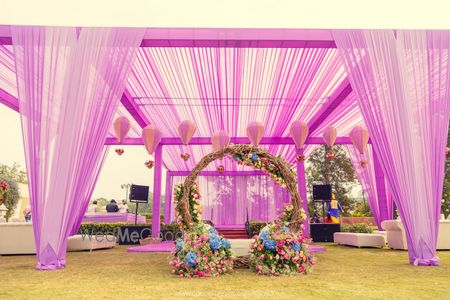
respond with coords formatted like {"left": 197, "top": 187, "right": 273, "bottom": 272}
{"left": 77, "top": 222, "right": 177, "bottom": 236}
{"left": 352, "top": 201, "right": 373, "bottom": 217}
{"left": 442, "top": 126, "right": 450, "bottom": 217}
{"left": 174, "top": 183, "right": 202, "bottom": 230}
{"left": 0, "top": 176, "right": 20, "bottom": 221}
{"left": 341, "top": 223, "right": 373, "bottom": 233}
{"left": 248, "top": 221, "right": 267, "bottom": 237}
{"left": 0, "top": 162, "right": 27, "bottom": 184}
{"left": 306, "top": 145, "right": 358, "bottom": 216}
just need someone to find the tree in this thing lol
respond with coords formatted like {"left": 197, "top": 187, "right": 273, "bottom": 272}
{"left": 0, "top": 162, "right": 27, "bottom": 183}
{"left": 306, "top": 145, "right": 358, "bottom": 216}
{"left": 442, "top": 125, "right": 450, "bottom": 217}
{"left": 0, "top": 163, "right": 25, "bottom": 221}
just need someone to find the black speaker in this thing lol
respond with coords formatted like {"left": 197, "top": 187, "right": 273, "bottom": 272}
{"left": 313, "top": 184, "right": 332, "bottom": 200}
{"left": 129, "top": 184, "right": 149, "bottom": 203}
{"left": 310, "top": 223, "right": 340, "bottom": 242}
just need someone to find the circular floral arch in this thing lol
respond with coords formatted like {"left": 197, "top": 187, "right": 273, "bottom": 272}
{"left": 178, "top": 144, "right": 304, "bottom": 231}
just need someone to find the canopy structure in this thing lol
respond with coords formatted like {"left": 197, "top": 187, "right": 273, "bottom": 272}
{"left": 0, "top": 26, "right": 447, "bottom": 269}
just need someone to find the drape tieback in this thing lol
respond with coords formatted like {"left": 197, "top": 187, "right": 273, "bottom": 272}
{"left": 36, "top": 259, "right": 66, "bottom": 270}
{"left": 413, "top": 256, "right": 440, "bottom": 266}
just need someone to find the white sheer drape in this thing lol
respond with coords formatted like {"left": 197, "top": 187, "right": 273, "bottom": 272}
{"left": 170, "top": 176, "right": 290, "bottom": 226}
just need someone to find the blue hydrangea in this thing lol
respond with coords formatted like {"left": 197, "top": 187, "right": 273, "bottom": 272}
{"left": 263, "top": 239, "right": 277, "bottom": 252}
{"left": 222, "top": 239, "right": 231, "bottom": 249}
{"left": 259, "top": 231, "right": 270, "bottom": 241}
{"left": 251, "top": 152, "right": 259, "bottom": 162}
{"left": 282, "top": 226, "right": 290, "bottom": 232}
{"left": 292, "top": 243, "right": 301, "bottom": 252}
{"left": 176, "top": 239, "right": 183, "bottom": 252}
{"left": 184, "top": 251, "right": 197, "bottom": 268}
{"left": 209, "top": 235, "right": 222, "bottom": 251}
{"left": 208, "top": 228, "right": 219, "bottom": 236}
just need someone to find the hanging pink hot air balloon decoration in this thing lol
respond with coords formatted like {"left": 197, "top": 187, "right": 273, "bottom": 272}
{"left": 446, "top": 147, "right": 450, "bottom": 155}
{"left": 178, "top": 120, "right": 196, "bottom": 161}
{"left": 211, "top": 130, "right": 230, "bottom": 152}
{"left": 246, "top": 122, "right": 264, "bottom": 146}
{"left": 322, "top": 125, "right": 337, "bottom": 161}
{"left": 142, "top": 125, "right": 162, "bottom": 168}
{"left": 290, "top": 121, "right": 309, "bottom": 162}
{"left": 113, "top": 116, "right": 130, "bottom": 155}
{"left": 349, "top": 125, "right": 370, "bottom": 168}
{"left": 211, "top": 130, "right": 230, "bottom": 168}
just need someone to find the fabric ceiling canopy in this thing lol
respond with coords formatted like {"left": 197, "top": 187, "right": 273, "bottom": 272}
{"left": 0, "top": 35, "right": 367, "bottom": 172}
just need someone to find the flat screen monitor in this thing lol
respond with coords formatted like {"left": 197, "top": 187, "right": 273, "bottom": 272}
{"left": 129, "top": 184, "right": 149, "bottom": 203}
{"left": 313, "top": 184, "right": 332, "bottom": 201}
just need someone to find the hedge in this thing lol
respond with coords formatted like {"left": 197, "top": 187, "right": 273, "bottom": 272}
{"left": 78, "top": 222, "right": 181, "bottom": 236}
{"left": 341, "top": 223, "right": 373, "bottom": 234}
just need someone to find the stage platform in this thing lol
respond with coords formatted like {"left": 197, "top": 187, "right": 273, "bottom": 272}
{"left": 82, "top": 212, "right": 146, "bottom": 224}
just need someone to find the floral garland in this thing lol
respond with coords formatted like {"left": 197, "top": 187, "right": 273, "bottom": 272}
{"left": 249, "top": 204, "right": 314, "bottom": 276}
{"left": 170, "top": 223, "right": 234, "bottom": 278}
{"left": 174, "top": 183, "right": 202, "bottom": 231}
{"left": 232, "top": 151, "right": 296, "bottom": 188}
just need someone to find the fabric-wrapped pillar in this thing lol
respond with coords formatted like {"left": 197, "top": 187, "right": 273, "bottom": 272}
{"left": 295, "top": 148, "right": 309, "bottom": 237}
{"left": 152, "top": 145, "right": 163, "bottom": 237}
{"left": 163, "top": 173, "right": 172, "bottom": 224}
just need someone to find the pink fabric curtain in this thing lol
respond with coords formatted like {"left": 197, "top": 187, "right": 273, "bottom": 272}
{"left": 334, "top": 30, "right": 450, "bottom": 265}
{"left": 12, "top": 26, "right": 144, "bottom": 270}
{"left": 345, "top": 144, "right": 393, "bottom": 229}
{"left": 170, "top": 176, "right": 290, "bottom": 225}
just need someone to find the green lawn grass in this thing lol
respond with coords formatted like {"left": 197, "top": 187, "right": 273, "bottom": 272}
{"left": 1, "top": 244, "right": 449, "bottom": 299}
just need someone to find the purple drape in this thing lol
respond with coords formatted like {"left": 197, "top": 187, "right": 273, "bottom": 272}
{"left": 12, "top": 26, "right": 144, "bottom": 270}
{"left": 345, "top": 144, "right": 393, "bottom": 229}
{"left": 169, "top": 175, "right": 290, "bottom": 226}
{"left": 334, "top": 30, "right": 450, "bottom": 265}
{"left": 69, "top": 146, "right": 110, "bottom": 236}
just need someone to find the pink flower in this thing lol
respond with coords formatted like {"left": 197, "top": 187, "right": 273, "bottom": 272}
{"left": 256, "top": 265, "right": 262, "bottom": 271}
{"left": 260, "top": 254, "right": 265, "bottom": 260}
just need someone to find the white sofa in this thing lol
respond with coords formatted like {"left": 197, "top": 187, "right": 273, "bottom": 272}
{"left": 381, "top": 219, "right": 450, "bottom": 250}
{"left": 0, "top": 222, "right": 116, "bottom": 255}
{"left": 0, "top": 222, "right": 36, "bottom": 254}
{"left": 334, "top": 232, "right": 386, "bottom": 248}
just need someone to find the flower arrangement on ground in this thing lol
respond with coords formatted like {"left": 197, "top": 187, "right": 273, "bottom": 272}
{"left": 231, "top": 150, "right": 296, "bottom": 188}
{"left": 171, "top": 183, "right": 234, "bottom": 278}
{"left": 249, "top": 204, "right": 314, "bottom": 276}
{"left": 169, "top": 223, "right": 234, "bottom": 278}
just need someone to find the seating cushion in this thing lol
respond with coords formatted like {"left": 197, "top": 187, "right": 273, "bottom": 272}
{"left": 67, "top": 234, "right": 116, "bottom": 252}
{"left": 334, "top": 232, "right": 386, "bottom": 248}
{"left": 230, "top": 239, "right": 254, "bottom": 256}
